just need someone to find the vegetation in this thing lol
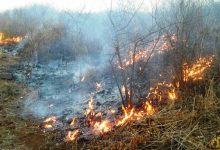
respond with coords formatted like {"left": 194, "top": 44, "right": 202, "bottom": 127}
{"left": 0, "top": 0, "right": 220, "bottom": 150}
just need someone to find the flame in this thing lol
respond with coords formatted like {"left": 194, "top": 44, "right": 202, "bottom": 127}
{"left": 116, "top": 106, "right": 135, "bottom": 126}
{"left": 145, "top": 101, "right": 154, "bottom": 115}
{"left": 116, "top": 101, "right": 155, "bottom": 126}
{"left": 0, "top": 32, "right": 22, "bottom": 45}
{"left": 85, "top": 96, "right": 95, "bottom": 125}
{"left": 43, "top": 54, "right": 214, "bottom": 142}
{"left": 110, "top": 109, "right": 116, "bottom": 114}
{"left": 183, "top": 56, "right": 214, "bottom": 81}
{"left": 118, "top": 34, "right": 176, "bottom": 69}
{"left": 70, "top": 118, "right": 77, "bottom": 126}
{"left": 116, "top": 81, "right": 178, "bottom": 127}
{"left": 66, "top": 129, "right": 79, "bottom": 141}
{"left": 44, "top": 124, "right": 53, "bottom": 128}
{"left": 93, "top": 120, "right": 112, "bottom": 134}
{"left": 84, "top": 96, "right": 113, "bottom": 134}
{"left": 0, "top": 33, "right": 4, "bottom": 41}
{"left": 43, "top": 116, "right": 56, "bottom": 129}
{"left": 168, "top": 89, "right": 177, "bottom": 100}
{"left": 146, "top": 82, "right": 177, "bottom": 102}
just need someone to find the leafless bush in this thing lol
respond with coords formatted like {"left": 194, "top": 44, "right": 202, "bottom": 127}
{"left": 108, "top": 1, "right": 162, "bottom": 107}
{"left": 19, "top": 22, "right": 65, "bottom": 64}
{"left": 155, "top": 0, "right": 215, "bottom": 86}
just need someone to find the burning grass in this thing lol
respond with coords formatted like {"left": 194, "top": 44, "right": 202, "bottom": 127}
{"left": 118, "top": 34, "right": 176, "bottom": 69}
{"left": 183, "top": 56, "right": 214, "bottom": 82}
{"left": 69, "top": 79, "right": 220, "bottom": 150}
{"left": 40, "top": 55, "right": 219, "bottom": 150}
{"left": 1, "top": 34, "right": 219, "bottom": 149}
{"left": 0, "top": 32, "right": 22, "bottom": 46}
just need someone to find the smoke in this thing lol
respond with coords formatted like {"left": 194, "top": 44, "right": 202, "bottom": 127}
{"left": 0, "top": 5, "right": 152, "bottom": 118}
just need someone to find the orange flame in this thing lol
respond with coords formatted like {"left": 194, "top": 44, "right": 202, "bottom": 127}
{"left": 183, "top": 56, "right": 214, "bottom": 81}
{"left": 70, "top": 118, "right": 77, "bottom": 126}
{"left": 66, "top": 129, "right": 79, "bottom": 141}
{"left": 116, "top": 106, "right": 135, "bottom": 126}
{"left": 118, "top": 34, "right": 176, "bottom": 69}
{"left": 0, "top": 32, "right": 22, "bottom": 45}
{"left": 43, "top": 116, "right": 56, "bottom": 129}
{"left": 147, "top": 82, "right": 177, "bottom": 102}
{"left": 93, "top": 120, "right": 112, "bottom": 134}
{"left": 84, "top": 96, "right": 113, "bottom": 134}
{"left": 145, "top": 101, "right": 155, "bottom": 115}
{"left": 85, "top": 96, "right": 95, "bottom": 126}
{"left": 44, "top": 54, "right": 214, "bottom": 142}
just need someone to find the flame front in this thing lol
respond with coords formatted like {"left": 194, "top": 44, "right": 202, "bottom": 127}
{"left": 85, "top": 96, "right": 95, "bottom": 126}
{"left": 43, "top": 55, "right": 214, "bottom": 142}
{"left": 66, "top": 129, "right": 79, "bottom": 141}
{"left": 70, "top": 118, "right": 77, "bottom": 126}
{"left": 43, "top": 116, "right": 57, "bottom": 129}
{"left": 0, "top": 32, "right": 22, "bottom": 45}
{"left": 118, "top": 34, "right": 176, "bottom": 69}
{"left": 93, "top": 120, "right": 112, "bottom": 134}
{"left": 117, "top": 106, "right": 135, "bottom": 126}
{"left": 183, "top": 56, "right": 214, "bottom": 81}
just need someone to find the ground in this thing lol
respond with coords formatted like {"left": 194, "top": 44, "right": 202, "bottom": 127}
{"left": 0, "top": 52, "right": 48, "bottom": 150}
{"left": 0, "top": 51, "right": 220, "bottom": 150}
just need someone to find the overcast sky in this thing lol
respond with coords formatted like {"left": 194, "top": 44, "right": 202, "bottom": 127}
{"left": 0, "top": 0, "right": 156, "bottom": 12}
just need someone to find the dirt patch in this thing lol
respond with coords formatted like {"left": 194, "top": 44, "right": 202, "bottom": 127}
{"left": 0, "top": 51, "right": 50, "bottom": 150}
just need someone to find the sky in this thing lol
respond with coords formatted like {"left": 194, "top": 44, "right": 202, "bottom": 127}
{"left": 0, "top": 0, "right": 155, "bottom": 13}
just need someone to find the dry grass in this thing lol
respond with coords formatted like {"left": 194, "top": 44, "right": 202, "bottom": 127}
{"left": 66, "top": 79, "right": 220, "bottom": 150}
{"left": 0, "top": 51, "right": 19, "bottom": 67}
{"left": 0, "top": 50, "right": 220, "bottom": 150}
{"left": 0, "top": 52, "right": 47, "bottom": 150}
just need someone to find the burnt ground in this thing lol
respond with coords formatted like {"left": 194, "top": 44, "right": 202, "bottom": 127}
{"left": 0, "top": 48, "right": 121, "bottom": 150}
{"left": 1, "top": 46, "right": 220, "bottom": 150}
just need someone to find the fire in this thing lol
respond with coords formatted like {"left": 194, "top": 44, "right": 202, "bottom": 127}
{"left": 183, "top": 56, "right": 214, "bottom": 81}
{"left": 44, "top": 116, "right": 56, "bottom": 123}
{"left": 44, "top": 124, "right": 53, "bottom": 128}
{"left": 43, "top": 116, "right": 57, "bottom": 129}
{"left": 110, "top": 109, "right": 116, "bottom": 114}
{"left": 42, "top": 54, "right": 214, "bottom": 142}
{"left": 66, "top": 129, "right": 80, "bottom": 141}
{"left": 84, "top": 96, "right": 113, "bottom": 134}
{"left": 85, "top": 96, "right": 95, "bottom": 125}
{"left": 70, "top": 118, "right": 77, "bottom": 126}
{"left": 119, "top": 50, "right": 151, "bottom": 69}
{"left": 116, "top": 101, "right": 156, "bottom": 126}
{"left": 93, "top": 120, "right": 112, "bottom": 134}
{"left": 145, "top": 101, "right": 154, "bottom": 115}
{"left": 0, "top": 33, "right": 4, "bottom": 40}
{"left": 116, "top": 106, "right": 135, "bottom": 126}
{"left": 118, "top": 34, "right": 176, "bottom": 69}
{"left": 0, "top": 32, "right": 22, "bottom": 45}
{"left": 168, "top": 89, "right": 177, "bottom": 100}
{"left": 147, "top": 82, "right": 178, "bottom": 102}
{"left": 115, "top": 81, "right": 178, "bottom": 127}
